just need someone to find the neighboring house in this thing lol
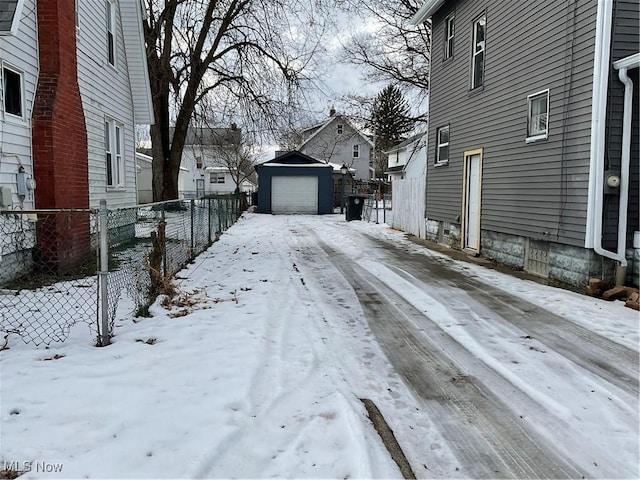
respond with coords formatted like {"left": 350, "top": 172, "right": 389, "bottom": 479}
{"left": 411, "top": 0, "right": 639, "bottom": 287}
{"left": 0, "top": 0, "right": 37, "bottom": 212}
{"left": 0, "top": 0, "right": 38, "bottom": 284}
{"left": 136, "top": 152, "right": 187, "bottom": 204}
{"left": 0, "top": 0, "right": 153, "bottom": 277}
{"left": 387, "top": 132, "right": 428, "bottom": 238}
{"left": 76, "top": 0, "right": 154, "bottom": 210}
{"left": 175, "top": 125, "right": 250, "bottom": 198}
{"left": 298, "top": 108, "right": 374, "bottom": 181}
{"left": 385, "top": 132, "right": 427, "bottom": 182}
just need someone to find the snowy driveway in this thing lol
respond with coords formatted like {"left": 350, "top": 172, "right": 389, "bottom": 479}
{"left": 1, "top": 213, "right": 638, "bottom": 479}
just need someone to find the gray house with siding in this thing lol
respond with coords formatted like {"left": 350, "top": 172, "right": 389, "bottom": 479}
{"left": 411, "top": 0, "right": 639, "bottom": 287}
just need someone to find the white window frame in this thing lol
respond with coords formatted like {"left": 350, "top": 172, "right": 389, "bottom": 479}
{"left": 445, "top": 15, "right": 455, "bottom": 60}
{"left": 210, "top": 173, "right": 225, "bottom": 184}
{"left": 353, "top": 144, "right": 360, "bottom": 158}
{"left": 526, "top": 89, "right": 550, "bottom": 142}
{"left": 2, "top": 64, "right": 24, "bottom": 120}
{"left": 195, "top": 156, "right": 203, "bottom": 169}
{"left": 106, "top": 0, "right": 116, "bottom": 67}
{"left": 435, "top": 125, "right": 450, "bottom": 166}
{"left": 471, "top": 15, "right": 486, "bottom": 90}
{"left": 337, "top": 124, "right": 343, "bottom": 135}
{"left": 105, "top": 118, "right": 125, "bottom": 188}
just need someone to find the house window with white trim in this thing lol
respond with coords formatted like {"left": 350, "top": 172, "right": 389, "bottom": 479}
{"left": 353, "top": 144, "right": 360, "bottom": 158}
{"left": 471, "top": 15, "right": 485, "bottom": 89}
{"left": 444, "top": 15, "right": 455, "bottom": 60}
{"left": 2, "top": 65, "right": 23, "bottom": 119}
{"left": 527, "top": 90, "right": 549, "bottom": 141}
{"left": 435, "top": 125, "right": 449, "bottom": 165}
{"left": 105, "top": 119, "right": 124, "bottom": 188}
{"left": 196, "top": 156, "right": 203, "bottom": 169}
{"left": 210, "top": 173, "right": 225, "bottom": 184}
{"left": 106, "top": 0, "right": 116, "bottom": 66}
{"left": 337, "top": 124, "right": 343, "bottom": 134}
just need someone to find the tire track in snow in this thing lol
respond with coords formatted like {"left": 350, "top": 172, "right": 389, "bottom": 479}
{"left": 313, "top": 236, "right": 585, "bottom": 479}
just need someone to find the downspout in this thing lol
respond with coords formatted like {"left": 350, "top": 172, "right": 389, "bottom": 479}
{"left": 586, "top": 0, "right": 628, "bottom": 282}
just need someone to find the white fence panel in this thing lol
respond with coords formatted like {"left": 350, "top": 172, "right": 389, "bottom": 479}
{"left": 391, "top": 178, "right": 426, "bottom": 238}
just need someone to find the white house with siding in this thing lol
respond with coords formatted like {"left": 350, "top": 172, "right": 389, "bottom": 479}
{"left": 76, "top": 0, "right": 153, "bottom": 209}
{"left": 0, "top": 0, "right": 38, "bottom": 210}
{"left": 298, "top": 109, "right": 374, "bottom": 182}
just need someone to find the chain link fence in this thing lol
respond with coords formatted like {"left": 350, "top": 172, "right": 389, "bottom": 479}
{"left": 0, "top": 195, "right": 242, "bottom": 348}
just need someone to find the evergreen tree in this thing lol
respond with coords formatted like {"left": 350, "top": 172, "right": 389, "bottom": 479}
{"left": 370, "top": 85, "right": 414, "bottom": 177}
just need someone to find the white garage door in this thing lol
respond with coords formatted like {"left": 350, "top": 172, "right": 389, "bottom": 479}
{"left": 271, "top": 176, "right": 318, "bottom": 214}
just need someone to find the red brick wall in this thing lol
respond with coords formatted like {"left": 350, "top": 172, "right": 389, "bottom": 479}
{"left": 33, "top": 0, "right": 90, "bottom": 274}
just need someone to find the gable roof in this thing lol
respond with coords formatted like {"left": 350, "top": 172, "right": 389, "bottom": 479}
{"left": 257, "top": 150, "right": 330, "bottom": 167}
{"left": 384, "top": 131, "right": 427, "bottom": 154}
{"left": 410, "top": 0, "right": 446, "bottom": 24}
{"left": 298, "top": 113, "right": 374, "bottom": 150}
{"left": 120, "top": 0, "right": 154, "bottom": 124}
{"left": 0, "top": 0, "right": 24, "bottom": 35}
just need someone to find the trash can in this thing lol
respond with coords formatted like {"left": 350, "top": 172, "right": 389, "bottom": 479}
{"left": 346, "top": 195, "right": 367, "bottom": 221}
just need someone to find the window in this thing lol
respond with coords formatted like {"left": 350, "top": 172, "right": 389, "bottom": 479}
{"left": 527, "top": 90, "right": 550, "bottom": 141}
{"left": 471, "top": 15, "right": 486, "bottom": 89}
{"left": 196, "top": 156, "right": 203, "bottom": 169}
{"left": 106, "top": 0, "right": 116, "bottom": 66}
{"left": 210, "top": 173, "right": 225, "bottom": 184}
{"left": 337, "top": 124, "right": 343, "bottom": 135}
{"left": 445, "top": 15, "right": 455, "bottom": 59}
{"left": 353, "top": 144, "right": 360, "bottom": 158}
{"left": 105, "top": 119, "right": 124, "bottom": 188}
{"left": 436, "top": 125, "right": 449, "bottom": 165}
{"left": 3, "top": 66, "right": 23, "bottom": 118}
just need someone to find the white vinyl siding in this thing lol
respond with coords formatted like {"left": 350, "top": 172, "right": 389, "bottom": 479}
{"left": 526, "top": 89, "right": 550, "bottom": 142}
{"left": 77, "top": 0, "right": 137, "bottom": 208}
{"left": 0, "top": 0, "right": 38, "bottom": 209}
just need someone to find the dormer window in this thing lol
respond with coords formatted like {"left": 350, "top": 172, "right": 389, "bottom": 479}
{"left": 337, "top": 124, "right": 343, "bottom": 135}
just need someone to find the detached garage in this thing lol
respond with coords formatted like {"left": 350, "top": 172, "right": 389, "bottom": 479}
{"left": 255, "top": 151, "right": 333, "bottom": 214}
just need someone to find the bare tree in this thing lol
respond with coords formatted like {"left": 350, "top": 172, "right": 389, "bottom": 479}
{"left": 216, "top": 136, "right": 258, "bottom": 194}
{"left": 143, "top": 0, "right": 328, "bottom": 201}
{"left": 338, "top": 0, "right": 431, "bottom": 121}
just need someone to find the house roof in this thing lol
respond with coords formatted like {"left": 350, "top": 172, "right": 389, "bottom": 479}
{"left": 384, "top": 131, "right": 427, "bottom": 154}
{"left": 0, "top": 0, "right": 23, "bottom": 35}
{"left": 298, "top": 113, "right": 374, "bottom": 151}
{"left": 410, "top": 0, "right": 446, "bottom": 24}
{"left": 256, "top": 150, "right": 331, "bottom": 169}
{"left": 120, "top": 0, "right": 154, "bottom": 124}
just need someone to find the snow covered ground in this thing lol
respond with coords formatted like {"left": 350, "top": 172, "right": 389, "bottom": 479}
{"left": 1, "top": 213, "right": 638, "bottom": 479}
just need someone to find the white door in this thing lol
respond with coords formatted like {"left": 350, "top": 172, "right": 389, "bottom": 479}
{"left": 464, "top": 153, "right": 481, "bottom": 250}
{"left": 271, "top": 176, "right": 319, "bottom": 214}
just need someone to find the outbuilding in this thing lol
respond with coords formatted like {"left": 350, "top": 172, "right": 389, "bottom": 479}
{"left": 255, "top": 151, "right": 333, "bottom": 214}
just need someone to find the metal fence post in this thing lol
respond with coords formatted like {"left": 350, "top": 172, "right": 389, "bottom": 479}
{"left": 190, "top": 199, "right": 195, "bottom": 259}
{"left": 161, "top": 206, "right": 167, "bottom": 276}
{"left": 208, "top": 198, "right": 212, "bottom": 244}
{"left": 217, "top": 198, "right": 222, "bottom": 235}
{"left": 98, "top": 199, "right": 110, "bottom": 346}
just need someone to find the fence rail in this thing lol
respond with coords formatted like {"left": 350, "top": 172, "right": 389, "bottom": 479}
{"left": 0, "top": 195, "right": 242, "bottom": 348}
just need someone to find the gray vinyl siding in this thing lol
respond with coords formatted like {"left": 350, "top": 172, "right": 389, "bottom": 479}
{"left": 603, "top": 0, "right": 639, "bottom": 249}
{"left": 426, "top": 0, "right": 598, "bottom": 248}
